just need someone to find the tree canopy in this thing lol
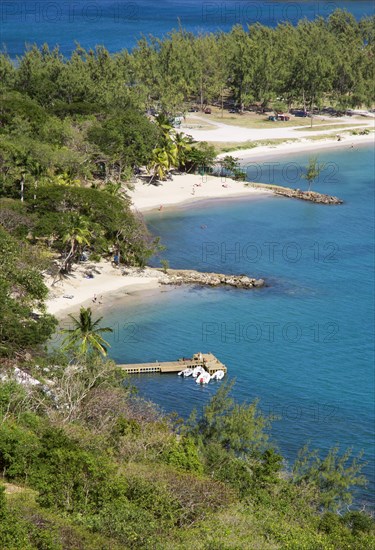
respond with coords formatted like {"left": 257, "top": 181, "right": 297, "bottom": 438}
{"left": 0, "top": 226, "right": 57, "bottom": 357}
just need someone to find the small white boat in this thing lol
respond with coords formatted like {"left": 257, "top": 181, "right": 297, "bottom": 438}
{"left": 211, "top": 370, "right": 225, "bottom": 380}
{"left": 192, "top": 366, "right": 204, "bottom": 378}
{"left": 178, "top": 368, "right": 193, "bottom": 377}
{"left": 196, "top": 371, "right": 211, "bottom": 384}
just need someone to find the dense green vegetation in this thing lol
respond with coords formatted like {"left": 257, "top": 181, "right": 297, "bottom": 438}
{"left": 0, "top": 366, "right": 374, "bottom": 549}
{"left": 0, "top": 225, "right": 57, "bottom": 358}
{"left": 1, "top": 10, "right": 373, "bottom": 115}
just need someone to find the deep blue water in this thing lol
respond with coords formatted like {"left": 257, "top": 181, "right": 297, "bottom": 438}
{"left": 1, "top": 1, "right": 374, "bottom": 58}
{"left": 103, "top": 145, "right": 374, "bottom": 506}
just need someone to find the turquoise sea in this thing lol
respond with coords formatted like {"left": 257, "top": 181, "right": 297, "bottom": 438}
{"left": 1, "top": 1, "right": 374, "bottom": 58}
{"left": 104, "top": 145, "right": 374, "bottom": 507}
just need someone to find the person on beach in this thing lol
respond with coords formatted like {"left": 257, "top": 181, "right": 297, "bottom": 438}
{"left": 92, "top": 294, "right": 97, "bottom": 303}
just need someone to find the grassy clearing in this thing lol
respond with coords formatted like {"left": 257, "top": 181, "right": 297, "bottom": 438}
{"left": 3, "top": 482, "right": 37, "bottom": 499}
{"left": 295, "top": 123, "right": 365, "bottom": 132}
{"left": 206, "top": 138, "right": 299, "bottom": 154}
{"left": 186, "top": 107, "right": 344, "bottom": 129}
{"left": 302, "top": 130, "right": 374, "bottom": 141}
{"left": 181, "top": 120, "right": 216, "bottom": 131}
{"left": 304, "top": 133, "right": 344, "bottom": 141}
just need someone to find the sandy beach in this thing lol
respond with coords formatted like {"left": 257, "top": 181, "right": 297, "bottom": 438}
{"left": 45, "top": 261, "right": 162, "bottom": 317}
{"left": 130, "top": 172, "right": 272, "bottom": 212}
{"left": 45, "top": 176, "right": 271, "bottom": 316}
{"left": 46, "top": 128, "right": 374, "bottom": 317}
{"left": 130, "top": 131, "right": 374, "bottom": 213}
{"left": 229, "top": 132, "right": 375, "bottom": 162}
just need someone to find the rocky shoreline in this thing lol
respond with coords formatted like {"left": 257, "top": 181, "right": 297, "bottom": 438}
{"left": 122, "top": 267, "right": 265, "bottom": 289}
{"left": 274, "top": 188, "right": 343, "bottom": 204}
{"left": 246, "top": 183, "right": 343, "bottom": 204}
{"left": 161, "top": 268, "right": 265, "bottom": 289}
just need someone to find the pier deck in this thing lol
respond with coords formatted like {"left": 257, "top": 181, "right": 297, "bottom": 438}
{"left": 118, "top": 353, "right": 227, "bottom": 375}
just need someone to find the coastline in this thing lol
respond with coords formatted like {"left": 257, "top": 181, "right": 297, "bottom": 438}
{"left": 131, "top": 133, "right": 374, "bottom": 213}
{"left": 130, "top": 172, "right": 272, "bottom": 213}
{"left": 45, "top": 261, "right": 162, "bottom": 318}
{"left": 229, "top": 132, "right": 375, "bottom": 162}
{"left": 46, "top": 133, "right": 374, "bottom": 317}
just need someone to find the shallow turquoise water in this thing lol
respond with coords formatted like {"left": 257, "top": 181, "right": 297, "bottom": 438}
{"left": 2, "top": 1, "right": 374, "bottom": 58}
{"left": 104, "top": 144, "right": 374, "bottom": 506}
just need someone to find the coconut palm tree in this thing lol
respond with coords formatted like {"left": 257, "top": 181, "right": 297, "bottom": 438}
{"left": 102, "top": 181, "right": 124, "bottom": 197}
{"left": 61, "top": 214, "right": 92, "bottom": 272}
{"left": 174, "top": 132, "right": 193, "bottom": 168}
{"left": 148, "top": 147, "right": 172, "bottom": 182}
{"left": 155, "top": 113, "right": 175, "bottom": 140}
{"left": 62, "top": 307, "right": 113, "bottom": 356}
{"left": 164, "top": 141, "right": 178, "bottom": 168}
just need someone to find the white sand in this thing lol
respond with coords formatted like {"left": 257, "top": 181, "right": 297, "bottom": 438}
{"left": 227, "top": 132, "right": 375, "bottom": 162}
{"left": 130, "top": 173, "right": 272, "bottom": 212}
{"left": 45, "top": 261, "right": 161, "bottom": 317}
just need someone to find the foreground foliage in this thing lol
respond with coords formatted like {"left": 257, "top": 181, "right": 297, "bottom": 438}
{"left": 0, "top": 371, "right": 373, "bottom": 549}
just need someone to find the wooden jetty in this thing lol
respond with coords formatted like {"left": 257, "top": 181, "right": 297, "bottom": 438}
{"left": 118, "top": 353, "right": 227, "bottom": 375}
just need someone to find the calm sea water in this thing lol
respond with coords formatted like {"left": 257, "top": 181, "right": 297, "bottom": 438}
{"left": 104, "top": 144, "right": 374, "bottom": 506}
{"left": 1, "top": 1, "right": 374, "bottom": 58}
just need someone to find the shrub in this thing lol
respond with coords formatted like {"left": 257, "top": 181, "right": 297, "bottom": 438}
{"left": 162, "top": 436, "right": 203, "bottom": 473}
{"left": 0, "top": 421, "right": 40, "bottom": 480}
{"left": 341, "top": 511, "right": 375, "bottom": 535}
{"left": 29, "top": 427, "right": 126, "bottom": 514}
{"left": 92, "top": 497, "right": 157, "bottom": 548}
{"left": 0, "top": 485, "right": 32, "bottom": 549}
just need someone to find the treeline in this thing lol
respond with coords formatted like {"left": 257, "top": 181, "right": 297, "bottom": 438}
{"left": 1, "top": 9, "right": 374, "bottom": 114}
{"left": 0, "top": 9, "right": 373, "bottom": 202}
